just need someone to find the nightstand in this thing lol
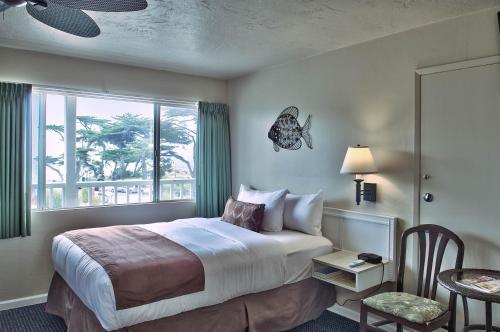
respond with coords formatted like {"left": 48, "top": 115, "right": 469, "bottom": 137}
{"left": 313, "top": 250, "right": 390, "bottom": 292}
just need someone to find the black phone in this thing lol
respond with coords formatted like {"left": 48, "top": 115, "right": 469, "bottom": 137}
{"left": 358, "top": 253, "right": 382, "bottom": 264}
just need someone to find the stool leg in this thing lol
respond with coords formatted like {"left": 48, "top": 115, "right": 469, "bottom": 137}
{"left": 449, "top": 293, "right": 457, "bottom": 332}
{"left": 486, "top": 302, "right": 492, "bottom": 332}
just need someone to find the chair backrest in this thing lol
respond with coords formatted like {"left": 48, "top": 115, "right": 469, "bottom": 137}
{"left": 397, "top": 224, "right": 464, "bottom": 301}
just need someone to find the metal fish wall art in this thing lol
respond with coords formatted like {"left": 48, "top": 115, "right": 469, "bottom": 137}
{"left": 267, "top": 106, "right": 312, "bottom": 152}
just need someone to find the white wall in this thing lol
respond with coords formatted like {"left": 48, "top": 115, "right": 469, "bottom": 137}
{"left": 229, "top": 6, "right": 500, "bottom": 242}
{"left": 0, "top": 46, "right": 227, "bottom": 102}
{"left": 228, "top": 7, "right": 500, "bottom": 326}
{"left": 0, "top": 47, "right": 227, "bottom": 301}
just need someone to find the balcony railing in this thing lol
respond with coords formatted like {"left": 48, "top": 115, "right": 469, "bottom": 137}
{"left": 32, "top": 178, "right": 196, "bottom": 210}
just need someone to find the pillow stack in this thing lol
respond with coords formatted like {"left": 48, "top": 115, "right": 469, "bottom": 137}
{"left": 283, "top": 191, "right": 323, "bottom": 236}
{"left": 234, "top": 184, "right": 324, "bottom": 235}
{"left": 237, "top": 184, "right": 287, "bottom": 232}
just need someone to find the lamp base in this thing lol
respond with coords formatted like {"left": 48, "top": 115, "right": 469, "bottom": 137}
{"left": 354, "top": 179, "right": 363, "bottom": 205}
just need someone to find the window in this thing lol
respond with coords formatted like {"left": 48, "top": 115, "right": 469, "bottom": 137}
{"left": 31, "top": 88, "right": 197, "bottom": 210}
{"left": 159, "top": 105, "right": 197, "bottom": 201}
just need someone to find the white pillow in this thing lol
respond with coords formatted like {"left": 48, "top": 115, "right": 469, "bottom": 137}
{"left": 283, "top": 191, "right": 324, "bottom": 236}
{"left": 237, "top": 184, "right": 287, "bottom": 232}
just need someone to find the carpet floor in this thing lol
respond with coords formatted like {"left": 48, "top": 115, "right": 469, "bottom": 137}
{"left": 0, "top": 304, "right": 359, "bottom": 332}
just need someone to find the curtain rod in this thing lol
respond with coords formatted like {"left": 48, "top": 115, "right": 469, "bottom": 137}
{"left": 32, "top": 84, "right": 199, "bottom": 109}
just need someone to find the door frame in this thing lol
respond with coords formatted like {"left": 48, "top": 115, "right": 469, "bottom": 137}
{"left": 413, "top": 55, "right": 500, "bottom": 226}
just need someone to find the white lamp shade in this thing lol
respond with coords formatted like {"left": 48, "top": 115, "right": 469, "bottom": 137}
{"left": 340, "top": 146, "right": 377, "bottom": 174}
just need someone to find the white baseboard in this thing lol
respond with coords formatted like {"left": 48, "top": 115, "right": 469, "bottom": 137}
{"left": 0, "top": 294, "right": 47, "bottom": 311}
{"left": 328, "top": 304, "right": 360, "bottom": 322}
{"left": 329, "top": 304, "right": 399, "bottom": 332}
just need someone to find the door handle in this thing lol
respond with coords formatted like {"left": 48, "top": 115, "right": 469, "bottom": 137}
{"left": 423, "top": 193, "right": 434, "bottom": 202}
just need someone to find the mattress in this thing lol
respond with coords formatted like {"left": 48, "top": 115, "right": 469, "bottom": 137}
{"left": 262, "top": 229, "right": 333, "bottom": 283}
{"left": 52, "top": 218, "right": 333, "bottom": 331}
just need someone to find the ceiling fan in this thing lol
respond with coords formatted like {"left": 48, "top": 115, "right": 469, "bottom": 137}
{"left": 0, "top": 0, "right": 147, "bottom": 38}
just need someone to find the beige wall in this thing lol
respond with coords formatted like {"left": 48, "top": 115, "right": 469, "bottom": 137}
{"left": 228, "top": 7, "right": 500, "bottom": 323}
{"left": 228, "top": 7, "right": 499, "bottom": 235}
{"left": 0, "top": 47, "right": 227, "bottom": 102}
{"left": 0, "top": 48, "right": 227, "bottom": 301}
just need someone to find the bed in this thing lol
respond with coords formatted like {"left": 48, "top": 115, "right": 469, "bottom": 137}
{"left": 46, "top": 217, "right": 336, "bottom": 332}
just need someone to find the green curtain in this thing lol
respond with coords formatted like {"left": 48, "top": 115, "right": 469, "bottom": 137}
{"left": 195, "top": 102, "right": 231, "bottom": 217}
{"left": 0, "top": 82, "right": 31, "bottom": 239}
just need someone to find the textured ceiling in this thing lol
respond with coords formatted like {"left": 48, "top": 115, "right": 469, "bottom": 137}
{"left": 0, "top": 0, "right": 499, "bottom": 79}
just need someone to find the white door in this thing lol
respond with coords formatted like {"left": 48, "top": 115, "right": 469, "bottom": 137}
{"left": 420, "top": 59, "right": 500, "bottom": 327}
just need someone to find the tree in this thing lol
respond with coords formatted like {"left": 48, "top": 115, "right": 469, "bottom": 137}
{"left": 44, "top": 107, "right": 197, "bottom": 183}
{"left": 159, "top": 108, "right": 197, "bottom": 178}
{"left": 46, "top": 125, "right": 65, "bottom": 182}
{"left": 76, "top": 116, "right": 108, "bottom": 180}
{"left": 97, "top": 113, "right": 153, "bottom": 180}
{"left": 46, "top": 124, "right": 64, "bottom": 140}
{"left": 46, "top": 155, "right": 64, "bottom": 182}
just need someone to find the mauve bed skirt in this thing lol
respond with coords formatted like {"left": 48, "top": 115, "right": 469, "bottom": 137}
{"left": 46, "top": 273, "right": 336, "bottom": 332}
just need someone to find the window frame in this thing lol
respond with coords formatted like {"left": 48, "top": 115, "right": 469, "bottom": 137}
{"left": 32, "top": 86, "right": 198, "bottom": 211}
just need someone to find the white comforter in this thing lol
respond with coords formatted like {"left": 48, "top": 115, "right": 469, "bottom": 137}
{"left": 52, "top": 218, "right": 288, "bottom": 331}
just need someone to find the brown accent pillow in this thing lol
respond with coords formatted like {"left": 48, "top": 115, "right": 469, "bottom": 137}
{"left": 222, "top": 197, "right": 265, "bottom": 232}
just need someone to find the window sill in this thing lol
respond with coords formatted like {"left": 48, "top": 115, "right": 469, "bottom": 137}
{"left": 32, "top": 200, "right": 195, "bottom": 214}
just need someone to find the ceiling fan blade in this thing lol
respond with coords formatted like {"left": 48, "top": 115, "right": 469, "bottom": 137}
{"left": 26, "top": 1, "right": 100, "bottom": 37}
{"left": 49, "top": 0, "right": 147, "bottom": 12}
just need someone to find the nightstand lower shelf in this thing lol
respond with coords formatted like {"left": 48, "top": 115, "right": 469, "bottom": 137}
{"left": 314, "top": 269, "right": 357, "bottom": 291}
{"left": 313, "top": 250, "right": 390, "bottom": 292}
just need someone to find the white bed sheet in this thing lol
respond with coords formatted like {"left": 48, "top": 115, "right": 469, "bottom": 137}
{"left": 262, "top": 229, "right": 333, "bottom": 283}
{"left": 52, "top": 218, "right": 332, "bottom": 331}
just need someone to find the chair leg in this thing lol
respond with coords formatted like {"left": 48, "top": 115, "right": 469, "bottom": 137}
{"left": 360, "top": 302, "right": 368, "bottom": 332}
{"left": 462, "top": 296, "right": 469, "bottom": 327}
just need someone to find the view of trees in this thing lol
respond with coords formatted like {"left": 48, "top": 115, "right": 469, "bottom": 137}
{"left": 45, "top": 107, "right": 197, "bottom": 183}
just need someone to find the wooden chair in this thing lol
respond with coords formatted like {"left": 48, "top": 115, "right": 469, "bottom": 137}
{"left": 360, "top": 224, "right": 465, "bottom": 332}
